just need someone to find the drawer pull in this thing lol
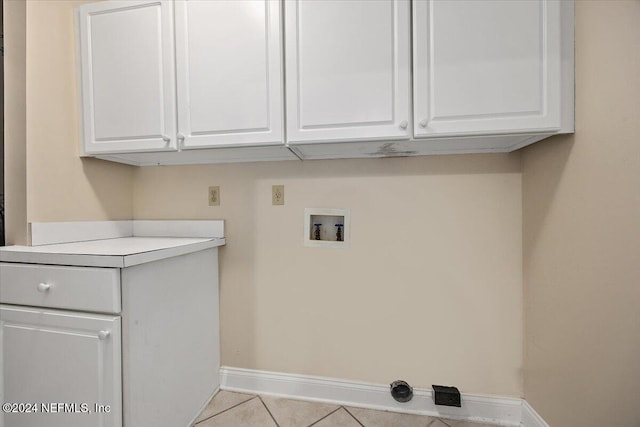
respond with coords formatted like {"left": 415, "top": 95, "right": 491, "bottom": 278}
{"left": 98, "top": 330, "right": 111, "bottom": 340}
{"left": 37, "top": 283, "right": 52, "bottom": 292}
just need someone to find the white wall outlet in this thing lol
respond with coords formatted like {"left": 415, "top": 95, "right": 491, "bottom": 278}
{"left": 208, "top": 186, "right": 220, "bottom": 206}
{"left": 272, "top": 185, "right": 285, "bottom": 205}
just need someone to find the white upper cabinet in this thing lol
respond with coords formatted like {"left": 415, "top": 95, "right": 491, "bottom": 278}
{"left": 175, "top": 0, "right": 284, "bottom": 149}
{"left": 413, "top": 0, "right": 562, "bottom": 138}
{"left": 77, "top": 0, "right": 177, "bottom": 154}
{"left": 285, "top": 0, "right": 412, "bottom": 144}
{"left": 75, "top": 0, "right": 573, "bottom": 164}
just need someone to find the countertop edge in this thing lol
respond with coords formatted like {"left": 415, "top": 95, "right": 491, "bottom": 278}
{"left": 0, "top": 238, "right": 226, "bottom": 268}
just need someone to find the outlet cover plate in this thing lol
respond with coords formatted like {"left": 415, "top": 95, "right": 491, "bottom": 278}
{"left": 272, "top": 185, "right": 285, "bottom": 205}
{"left": 208, "top": 186, "right": 220, "bottom": 206}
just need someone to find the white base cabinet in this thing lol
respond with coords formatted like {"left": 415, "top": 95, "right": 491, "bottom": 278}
{"left": 0, "top": 307, "right": 122, "bottom": 427}
{"left": 120, "top": 248, "right": 220, "bottom": 427}
{"left": 0, "top": 242, "right": 222, "bottom": 427}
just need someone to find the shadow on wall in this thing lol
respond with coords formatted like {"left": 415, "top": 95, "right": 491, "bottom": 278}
{"left": 136, "top": 151, "right": 524, "bottom": 187}
{"left": 80, "top": 157, "right": 134, "bottom": 220}
{"left": 0, "top": 194, "right": 4, "bottom": 246}
{"left": 253, "top": 151, "right": 523, "bottom": 179}
{"left": 522, "top": 133, "right": 575, "bottom": 260}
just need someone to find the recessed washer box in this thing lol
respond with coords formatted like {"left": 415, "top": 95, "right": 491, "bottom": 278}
{"left": 304, "top": 208, "right": 350, "bottom": 248}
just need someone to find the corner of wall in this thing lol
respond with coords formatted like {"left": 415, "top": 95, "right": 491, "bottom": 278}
{"left": 24, "top": 0, "right": 135, "bottom": 224}
{"left": 3, "top": 0, "right": 28, "bottom": 245}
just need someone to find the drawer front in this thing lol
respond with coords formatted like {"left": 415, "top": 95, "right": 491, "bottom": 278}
{"left": 0, "top": 263, "right": 120, "bottom": 313}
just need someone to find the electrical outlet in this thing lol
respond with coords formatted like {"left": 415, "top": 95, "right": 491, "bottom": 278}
{"left": 272, "top": 185, "right": 284, "bottom": 205}
{"left": 208, "top": 186, "right": 220, "bottom": 206}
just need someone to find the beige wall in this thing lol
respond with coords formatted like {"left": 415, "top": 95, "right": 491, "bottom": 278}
{"left": 13, "top": 0, "right": 526, "bottom": 398}
{"left": 20, "top": 0, "right": 640, "bottom": 407}
{"left": 134, "top": 154, "right": 524, "bottom": 396}
{"left": 4, "top": 0, "right": 28, "bottom": 245}
{"left": 3, "top": 0, "right": 132, "bottom": 241}
{"left": 0, "top": 1, "right": 4, "bottom": 203}
{"left": 5, "top": 0, "right": 640, "bottom": 419}
{"left": 24, "top": 0, "right": 133, "bottom": 224}
{"left": 522, "top": 1, "right": 640, "bottom": 426}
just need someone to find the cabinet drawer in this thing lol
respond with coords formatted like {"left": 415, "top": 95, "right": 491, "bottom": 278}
{"left": 0, "top": 263, "right": 120, "bottom": 313}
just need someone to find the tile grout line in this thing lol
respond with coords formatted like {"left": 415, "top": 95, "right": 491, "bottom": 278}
{"left": 196, "top": 393, "right": 499, "bottom": 427}
{"left": 342, "top": 407, "right": 366, "bottom": 427}
{"left": 258, "top": 395, "right": 281, "bottom": 427}
{"left": 195, "top": 395, "right": 258, "bottom": 425}
{"left": 307, "top": 407, "right": 344, "bottom": 427}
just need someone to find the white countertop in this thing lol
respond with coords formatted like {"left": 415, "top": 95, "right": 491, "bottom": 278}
{"left": 0, "top": 237, "right": 226, "bottom": 268}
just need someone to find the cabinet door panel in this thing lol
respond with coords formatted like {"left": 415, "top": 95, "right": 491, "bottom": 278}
{"left": 78, "top": 0, "right": 176, "bottom": 153}
{"left": 176, "top": 0, "right": 283, "bottom": 148}
{"left": 413, "top": 0, "right": 561, "bottom": 137}
{"left": 286, "top": 0, "right": 411, "bottom": 143}
{"left": 0, "top": 306, "right": 121, "bottom": 427}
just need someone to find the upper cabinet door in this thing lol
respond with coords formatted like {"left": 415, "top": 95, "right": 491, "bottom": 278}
{"left": 77, "top": 0, "right": 177, "bottom": 154}
{"left": 175, "top": 0, "right": 284, "bottom": 149}
{"left": 285, "top": 0, "right": 411, "bottom": 144}
{"left": 413, "top": 0, "right": 561, "bottom": 138}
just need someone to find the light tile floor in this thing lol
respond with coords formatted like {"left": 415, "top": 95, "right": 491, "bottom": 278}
{"left": 193, "top": 391, "right": 501, "bottom": 427}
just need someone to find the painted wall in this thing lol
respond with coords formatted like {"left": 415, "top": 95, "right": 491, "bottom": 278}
{"left": 20, "top": 0, "right": 630, "bottom": 401}
{"left": 10, "top": 0, "right": 525, "bottom": 397}
{"left": 0, "top": 1, "right": 4, "bottom": 245}
{"left": 3, "top": 0, "right": 133, "bottom": 244}
{"left": 7, "top": 0, "right": 640, "bottom": 418}
{"left": 134, "top": 154, "right": 524, "bottom": 396}
{"left": 522, "top": 1, "right": 640, "bottom": 426}
{"left": 24, "top": 0, "right": 133, "bottom": 225}
{"left": 3, "top": 0, "right": 28, "bottom": 245}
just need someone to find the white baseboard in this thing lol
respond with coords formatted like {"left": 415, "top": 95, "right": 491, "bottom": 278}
{"left": 219, "top": 367, "right": 523, "bottom": 426}
{"left": 521, "top": 400, "right": 550, "bottom": 427}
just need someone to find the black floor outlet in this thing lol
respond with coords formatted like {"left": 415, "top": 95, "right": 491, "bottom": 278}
{"left": 432, "top": 385, "right": 461, "bottom": 407}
